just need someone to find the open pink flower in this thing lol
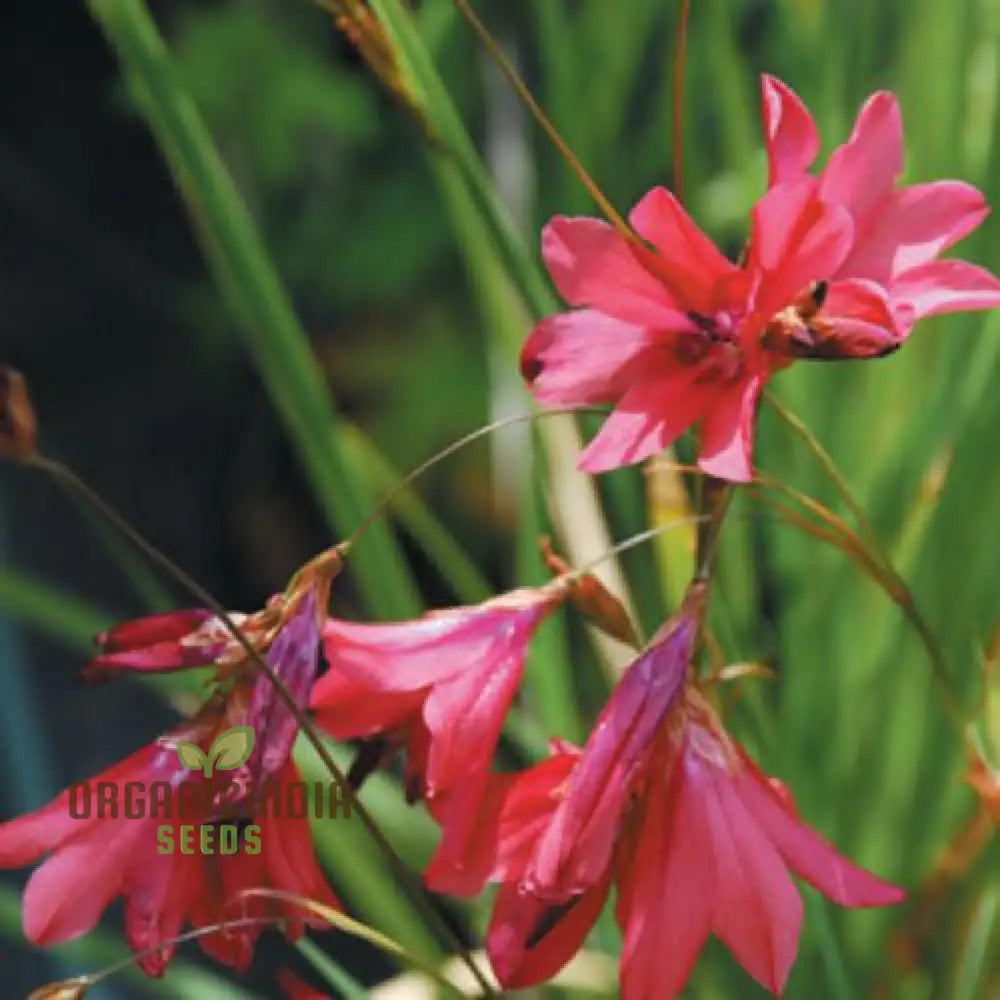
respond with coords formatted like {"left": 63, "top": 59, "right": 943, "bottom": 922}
{"left": 521, "top": 76, "right": 1000, "bottom": 481}
{"left": 431, "top": 592, "right": 903, "bottom": 997}
{"left": 0, "top": 726, "right": 339, "bottom": 976}
{"left": 310, "top": 582, "right": 570, "bottom": 877}
{"left": 762, "top": 75, "right": 1000, "bottom": 333}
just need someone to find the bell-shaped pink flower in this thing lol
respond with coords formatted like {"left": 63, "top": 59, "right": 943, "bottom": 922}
{"left": 0, "top": 736, "right": 338, "bottom": 976}
{"left": 310, "top": 582, "right": 570, "bottom": 876}
{"left": 430, "top": 590, "right": 904, "bottom": 997}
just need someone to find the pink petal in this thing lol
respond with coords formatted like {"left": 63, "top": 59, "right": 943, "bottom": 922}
{"left": 520, "top": 310, "right": 669, "bottom": 405}
{"left": 123, "top": 841, "right": 189, "bottom": 977}
{"left": 697, "top": 755, "right": 803, "bottom": 995}
{"left": 629, "top": 187, "right": 738, "bottom": 313}
{"left": 24, "top": 818, "right": 145, "bottom": 945}
{"left": 423, "top": 652, "right": 523, "bottom": 794}
{"left": 820, "top": 93, "right": 903, "bottom": 223}
{"left": 96, "top": 609, "right": 211, "bottom": 652}
{"left": 577, "top": 368, "right": 710, "bottom": 473}
{"left": 528, "top": 606, "right": 696, "bottom": 894}
{"left": 737, "top": 761, "right": 905, "bottom": 907}
{"left": 0, "top": 744, "right": 157, "bottom": 866}
{"left": 841, "top": 181, "right": 990, "bottom": 284}
{"left": 310, "top": 669, "right": 424, "bottom": 740}
{"left": 750, "top": 180, "right": 854, "bottom": 319}
{"left": 542, "top": 217, "right": 687, "bottom": 327}
{"left": 761, "top": 75, "right": 820, "bottom": 185}
{"left": 698, "top": 374, "right": 763, "bottom": 482}
{"left": 616, "top": 754, "right": 714, "bottom": 1000}
{"left": 320, "top": 592, "right": 551, "bottom": 693}
{"left": 487, "top": 876, "right": 610, "bottom": 989}
{"left": 425, "top": 773, "right": 511, "bottom": 895}
{"left": 890, "top": 259, "right": 1000, "bottom": 319}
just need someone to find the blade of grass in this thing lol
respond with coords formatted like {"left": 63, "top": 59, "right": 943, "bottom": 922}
{"left": 86, "top": 0, "right": 420, "bottom": 620}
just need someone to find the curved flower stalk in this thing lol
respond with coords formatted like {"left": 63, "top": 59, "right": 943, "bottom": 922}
{"left": 426, "top": 587, "right": 903, "bottom": 998}
{"left": 520, "top": 76, "right": 1000, "bottom": 482}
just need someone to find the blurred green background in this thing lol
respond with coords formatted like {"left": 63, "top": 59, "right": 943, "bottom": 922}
{"left": 1, "top": 0, "right": 999, "bottom": 996}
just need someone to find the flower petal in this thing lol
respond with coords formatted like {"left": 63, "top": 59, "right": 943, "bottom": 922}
{"left": 616, "top": 750, "right": 714, "bottom": 1000}
{"left": 698, "top": 755, "right": 803, "bottom": 995}
{"left": 520, "top": 310, "right": 668, "bottom": 405}
{"left": 310, "top": 669, "right": 424, "bottom": 740}
{"left": 24, "top": 819, "right": 145, "bottom": 945}
{"left": 698, "top": 375, "right": 763, "bottom": 482}
{"left": 542, "top": 217, "right": 687, "bottom": 327}
{"left": 527, "top": 599, "right": 698, "bottom": 894}
{"left": 761, "top": 75, "right": 820, "bottom": 185}
{"left": 487, "top": 876, "right": 610, "bottom": 990}
{"left": 841, "top": 181, "right": 989, "bottom": 284}
{"left": 577, "top": 368, "right": 710, "bottom": 473}
{"left": 820, "top": 92, "right": 903, "bottom": 223}
{"left": 737, "top": 757, "right": 905, "bottom": 907}
{"left": 750, "top": 180, "right": 854, "bottom": 318}
{"left": 629, "top": 187, "right": 738, "bottom": 314}
{"left": 890, "top": 259, "right": 1000, "bottom": 319}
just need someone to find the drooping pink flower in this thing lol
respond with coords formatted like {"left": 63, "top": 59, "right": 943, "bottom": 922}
{"left": 521, "top": 76, "right": 1000, "bottom": 481}
{"left": 430, "top": 590, "right": 904, "bottom": 998}
{"left": 0, "top": 568, "right": 342, "bottom": 977}
{"left": 310, "top": 581, "right": 571, "bottom": 879}
{"left": 0, "top": 719, "right": 339, "bottom": 976}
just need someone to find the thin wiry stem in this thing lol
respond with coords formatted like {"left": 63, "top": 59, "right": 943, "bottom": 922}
{"left": 453, "top": 0, "right": 639, "bottom": 245}
{"left": 345, "top": 406, "right": 605, "bottom": 551}
{"left": 672, "top": 0, "right": 692, "bottom": 202}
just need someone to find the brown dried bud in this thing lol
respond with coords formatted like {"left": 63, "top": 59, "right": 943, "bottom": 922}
{"left": 540, "top": 536, "right": 639, "bottom": 648}
{"left": 28, "top": 980, "right": 89, "bottom": 1000}
{"left": 0, "top": 366, "right": 37, "bottom": 460}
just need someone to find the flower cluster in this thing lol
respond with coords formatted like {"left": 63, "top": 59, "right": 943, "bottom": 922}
{"left": 3, "top": 73, "right": 999, "bottom": 1000}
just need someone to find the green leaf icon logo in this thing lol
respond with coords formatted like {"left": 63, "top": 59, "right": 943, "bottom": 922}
{"left": 206, "top": 726, "right": 255, "bottom": 777}
{"left": 176, "top": 742, "right": 209, "bottom": 772}
{"left": 175, "top": 727, "right": 255, "bottom": 777}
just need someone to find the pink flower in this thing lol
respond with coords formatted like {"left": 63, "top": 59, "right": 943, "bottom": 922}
{"left": 0, "top": 732, "right": 339, "bottom": 976}
{"left": 310, "top": 582, "right": 570, "bottom": 880}
{"left": 761, "top": 75, "right": 1000, "bottom": 334}
{"left": 521, "top": 76, "right": 1000, "bottom": 481}
{"left": 430, "top": 593, "right": 904, "bottom": 997}
{"left": 0, "top": 577, "right": 341, "bottom": 977}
